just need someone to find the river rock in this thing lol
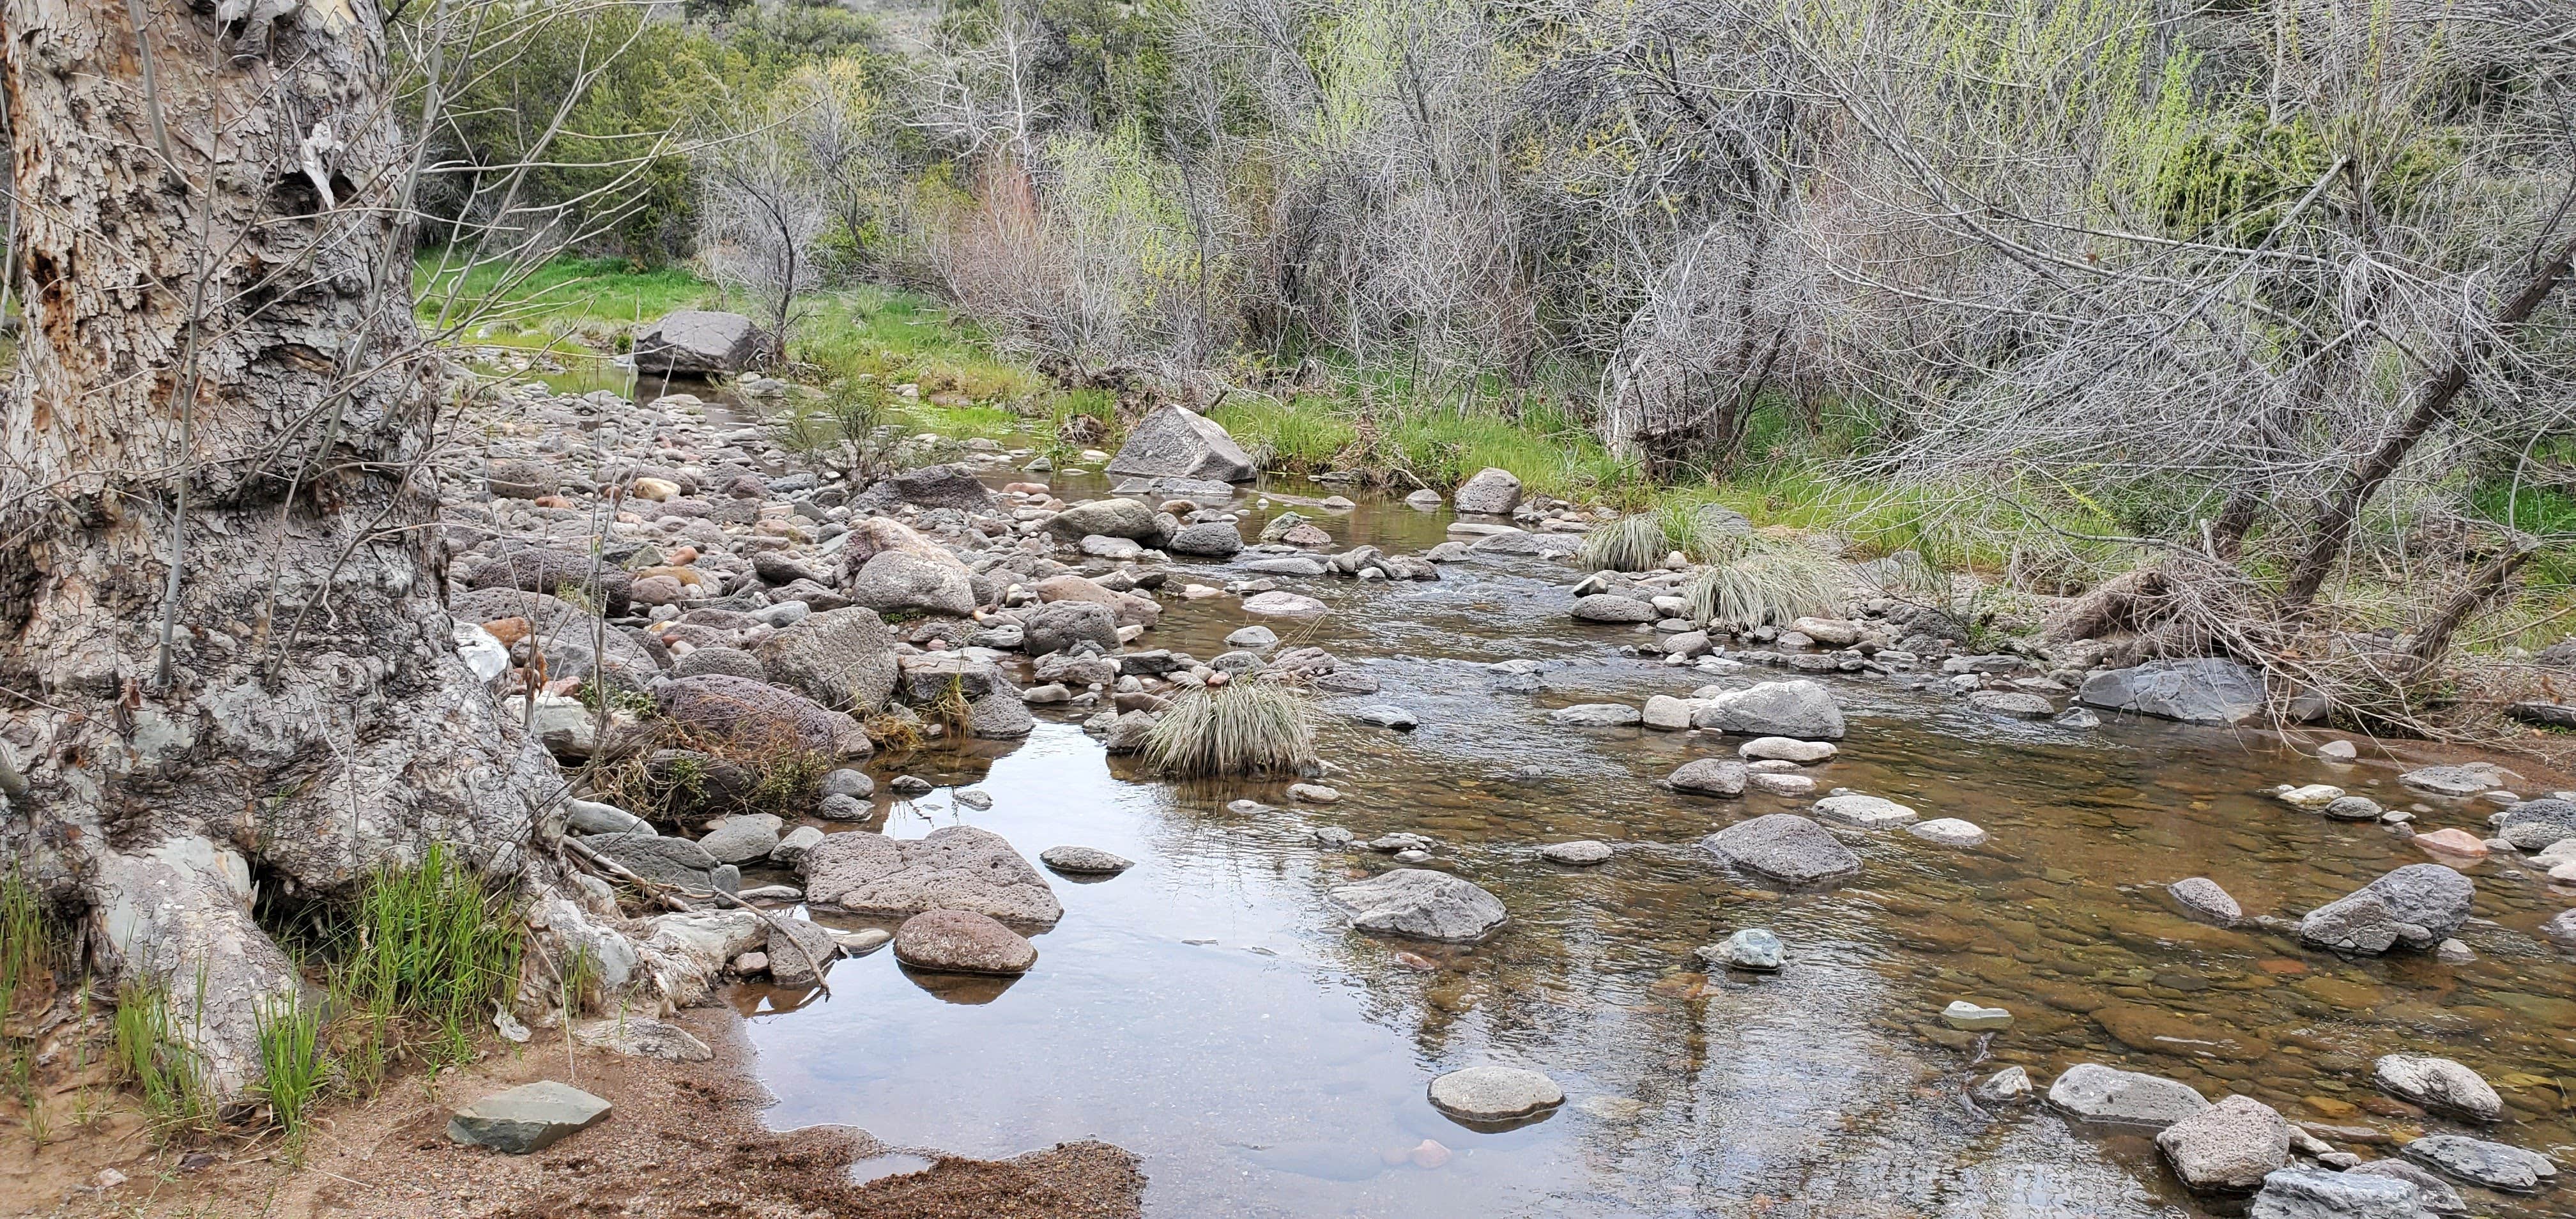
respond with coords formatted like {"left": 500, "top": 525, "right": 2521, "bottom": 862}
{"left": 2402, "top": 1134, "right": 2556, "bottom": 1191}
{"left": 2168, "top": 877, "right": 2242, "bottom": 924}
{"left": 755, "top": 608, "right": 899, "bottom": 712}
{"left": 763, "top": 916, "right": 843, "bottom": 988}
{"left": 2047, "top": 1063, "right": 2211, "bottom": 1128}
{"left": 1696, "top": 928, "right": 1784, "bottom": 971}
{"left": 1225, "top": 625, "right": 1278, "bottom": 650}
{"left": 1688, "top": 680, "right": 1846, "bottom": 739}
{"left": 2343, "top": 1160, "right": 2465, "bottom": 1214}
{"left": 696, "top": 814, "right": 783, "bottom": 865}
{"left": 2372, "top": 1055, "right": 2501, "bottom": 1122}
{"left": 1906, "top": 818, "right": 1987, "bottom": 847}
{"left": 565, "top": 799, "right": 649, "bottom": 836}
{"left": 1813, "top": 793, "right": 1917, "bottom": 829}
{"left": 1040, "top": 846, "right": 1133, "bottom": 875}
{"left": 869, "top": 463, "right": 995, "bottom": 511}
{"left": 1328, "top": 870, "right": 1508, "bottom": 942}
{"left": 654, "top": 674, "right": 874, "bottom": 760}
{"left": 1668, "top": 759, "right": 1747, "bottom": 797}
{"left": 1244, "top": 590, "right": 1328, "bottom": 617}
{"left": 1747, "top": 772, "right": 1817, "bottom": 797}
{"left": 571, "top": 1017, "right": 712, "bottom": 1062}
{"left": 2276, "top": 784, "right": 2345, "bottom": 809}
{"left": 672, "top": 645, "right": 765, "bottom": 682}
{"left": 770, "top": 825, "right": 824, "bottom": 867}
{"left": 1740, "top": 737, "right": 1837, "bottom": 763}
{"left": 1642, "top": 695, "right": 1701, "bottom": 729}
{"left": 1351, "top": 705, "right": 1419, "bottom": 730}
{"left": 1427, "top": 1066, "right": 1560, "bottom": 1123}
{"left": 1165, "top": 521, "right": 1246, "bottom": 557}
{"left": 1018, "top": 601, "right": 1119, "bottom": 657}
{"left": 1974, "top": 1067, "right": 2033, "bottom": 1104}
{"left": 448, "top": 1080, "right": 611, "bottom": 1154}
{"left": 2246, "top": 1168, "right": 2425, "bottom": 1219}
{"left": 633, "top": 309, "right": 760, "bottom": 374}
{"left": 2496, "top": 797, "right": 2576, "bottom": 850}
{"left": 1968, "top": 690, "right": 2055, "bottom": 719}
{"left": 1701, "top": 814, "right": 1862, "bottom": 885}
{"left": 1539, "top": 840, "right": 1612, "bottom": 865}
{"left": 2323, "top": 795, "right": 2384, "bottom": 822}
{"left": 1570, "top": 594, "right": 1656, "bottom": 624}
{"left": 2398, "top": 764, "right": 2501, "bottom": 798}
{"left": 465, "top": 547, "right": 633, "bottom": 617}
{"left": 1452, "top": 468, "right": 1524, "bottom": 515}
{"left": 580, "top": 832, "right": 737, "bottom": 895}
{"left": 821, "top": 769, "right": 875, "bottom": 800}
{"left": 2156, "top": 1095, "right": 2291, "bottom": 1193}
{"left": 893, "top": 909, "right": 1038, "bottom": 975}
{"left": 1049, "top": 497, "right": 1160, "bottom": 540}
{"left": 1105, "top": 404, "right": 1255, "bottom": 481}
{"left": 2297, "top": 864, "right": 2474, "bottom": 954}
{"left": 1942, "top": 1000, "right": 2012, "bottom": 1031}
{"left": 799, "top": 826, "right": 1063, "bottom": 926}
{"left": 2076, "top": 657, "right": 2267, "bottom": 725}
{"left": 1550, "top": 703, "right": 1641, "bottom": 727}
{"left": 968, "top": 693, "right": 1034, "bottom": 739}
{"left": 847, "top": 551, "right": 977, "bottom": 618}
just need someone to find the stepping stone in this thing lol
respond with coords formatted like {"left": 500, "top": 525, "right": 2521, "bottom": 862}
{"left": 1040, "top": 846, "right": 1133, "bottom": 875}
{"left": 2402, "top": 1133, "right": 2556, "bottom": 1192}
{"left": 1812, "top": 793, "right": 1918, "bottom": 829}
{"left": 1694, "top": 928, "right": 1783, "bottom": 971}
{"left": 1539, "top": 840, "right": 1612, "bottom": 866}
{"left": 448, "top": 1080, "right": 611, "bottom": 1154}
{"left": 1906, "top": 818, "right": 1986, "bottom": 847}
{"left": 1427, "top": 1066, "right": 1563, "bottom": 1124}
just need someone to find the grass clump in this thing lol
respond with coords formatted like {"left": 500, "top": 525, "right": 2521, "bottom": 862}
{"left": 254, "top": 995, "right": 326, "bottom": 1138}
{"left": 1579, "top": 514, "right": 1676, "bottom": 573}
{"left": 328, "top": 843, "right": 523, "bottom": 1087}
{"left": 1683, "top": 546, "right": 1850, "bottom": 633}
{"left": 1144, "top": 678, "right": 1318, "bottom": 778}
{"left": 111, "top": 980, "right": 211, "bottom": 1134}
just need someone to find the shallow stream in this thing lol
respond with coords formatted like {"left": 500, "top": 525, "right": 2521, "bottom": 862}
{"left": 723, "top": 470, "right": 2575, "bottom": 1218}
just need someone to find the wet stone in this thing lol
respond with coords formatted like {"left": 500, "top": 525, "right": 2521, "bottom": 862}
{"left": 1812, "top": 793, "right": 1918, "bottom": 829}
{"left": 2400, "top": 765, "right": 2500, "bottom": 798}
{"left": 1668, "top": 759, "right": 1747, "bottom": 797}
{"left": 1427, "top": 1066, "right": 1561, "bottom": 1125}
{"left": 2342, "top": 1160, "right": 2465, "bottom": 1214}
{"left": 1539, "top": 840, "right": 1612, "bottom": 866}
{"left": 1040, "top": 846, "right": 1134, "bottom": 875}
{"left": 2372, "top": 1055, "right": 2501, "bottom": 1122}
{"left": 2156, "top": 1094, "right": 2290, "bottom": 1193}
{"left": 2047, "top": 1062, "right": 2211, "bottom": 1129}
{"left": 2168, "top": 877, "right": 2242, "bottom": 924}
{"left": 2246, "top": 1168, "right": 2423, "bottom": 1219}
{"left": 1701, "top": 814, "right": 1862, "bottom": 886}
{"left": 1941, "top": 1000, "right": 2012, "bottom": 1031}
{"left": 1695, "top": 928, "right": 1784, "bottom": 972}
{"left": 893, "top": 909, "right": 1039, "bottom": 976}
{"left": 1328, "top": 869, "right": 1507, "bottom": 942}
{"left": 1972, "top": 1066, "right": 2032, "bottom": 1104}
{"left": 2402, "top": 1133, "right": 2557, "bottom": 1191}
{"left": 1351, "top": 705, "right": 1420, "bottom": 730}
{"left": 2322, "top": 795, "right": 2384, "bottom": 821}
{"left": 1906, "top": 818, "right": 1986, "bottom": 847}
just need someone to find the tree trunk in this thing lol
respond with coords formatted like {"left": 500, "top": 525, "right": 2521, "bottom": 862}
{"left": 1, "top": 1, "right": 555, "bottom": 1098}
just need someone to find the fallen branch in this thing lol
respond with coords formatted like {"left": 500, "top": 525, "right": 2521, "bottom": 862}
{"left": 559, "top": 835, "right": 834, "bottom": 997}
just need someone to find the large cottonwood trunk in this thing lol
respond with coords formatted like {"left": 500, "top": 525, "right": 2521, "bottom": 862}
{"left": 0, "top": 1, "right": 555, "bottom": 1097}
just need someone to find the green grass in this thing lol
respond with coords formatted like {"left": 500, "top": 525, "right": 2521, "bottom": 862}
{"left": 111, "top": 980, "right": 211, "bottom": 1135}
{"left": 1144, "top": 678, "right": 1318, "bottom": 778}
{"left": 254, "top": 994, "right": 327, "bottom": 1140}
{"left": 1207, "top": 390, "right": 1636, "bottom": 498}
{"left": 336, "top": 843, "right": 523, "bottom": 1075}
{"left": 416, "top": 254, "right": 712, "bottom": 335}
{"left": 1682, "top": 546, "right": 1851, "bottom": 632}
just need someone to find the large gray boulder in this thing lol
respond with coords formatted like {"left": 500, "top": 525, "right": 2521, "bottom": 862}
{"left": 798, "top": 826, "right": 1062, "bottom": 926}
{"left": 2496, "top": 797, "right": 2576, "bottom": 850}
{"left": 2076, "top": 657, "right": 2266, "bottom": 725}
{"left": 846, "top": 551, "right": 977, "bottom": 617}
{"left": 653, "top": 673, "right": 875, "bottom": 759}
{"left": 2297, "top": 864, "right": 2474, "bottom": 954}
{"left": 1105, "top": 404, "right": 1256, "bottom": 482}
{"left": 1327, "top": 869, "right": 1508, "bottom": 942}
{"left": 632, "top": 309, "right": 762, "bottom": 375}
{"left": 755, "top": 608, "right": 898, "bottom": 712}
{"left": 2246, "top": 1169, "right": 2425, "bottom": 1219}
{"left": 2047, "top": 1063, "right": 2209, "bottom": 1128}
{"left": 1047, "top": 498, "right": 1160, "bottom": 540}
{"left": 2155, "top": 1094, "right": 2289, "bottom": 1193}
{"left": 1699, "top": 814, "right": 1860, "bottom": 885}
{"left": 1022, "top": 601, "right": 1120, "bottom": 656}
{"left": 447, "top": 1080, "right": 611, "bottom": 1154}
{"left": 1453, "top": 467, "right": 1523, "bottom": 515}
{"left": 1689, "top": 680, "right": 1846, "bottom": 739}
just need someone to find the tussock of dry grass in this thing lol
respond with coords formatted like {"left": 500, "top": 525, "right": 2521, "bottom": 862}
{"left": 1143, "top": 678, "right": 1317, "bottom": 778}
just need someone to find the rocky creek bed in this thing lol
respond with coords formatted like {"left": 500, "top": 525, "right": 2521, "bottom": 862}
{"left": 443, "top": 378, "right": 2575, "bottom": 1218}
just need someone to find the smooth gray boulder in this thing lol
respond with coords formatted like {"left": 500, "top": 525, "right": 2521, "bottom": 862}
{"left": 2297, "top": 864, "right": 2474, "bottom": 954}
{"left": 1452, "top": 467, "right": 1524, "bottom": 515}
{"left": 1570, "top": 594, "right": 1656, "bottom": 624}
{"left": 1328, "top": 869, "right": 1508, "bottom": 942}
{"left": 1427, "top": 1065, "right": 1560, "bottom": 1123}
{"left": 2076, "top": 657, "right": 2267, "bottom": 726}
{"left": 696, "top": 813, "right": 783, "bottom": 865}
{"left": 2496, "top": 797, "right": 2576, "bottom": 850}
{"left": 755, "top": 608, "right": 898, "bottom": 713}
{"left": 1048, "top": 497, "right": 1161, "bottom": 540}
{"left": 1689, "top": 680, "right": 1846, "bottom": 740}
{"left": 2046, "top": 1063, "right": 2210, "bottom": 1128}
{"left": 1040, "top": 846, "right": 1133, "bottom": 875}
{"left": 565, "top": 799, "right": 649, "bottom": 836}
{"left": 2246, "top": 1169, "right": 2424, "bottom": 1219}
{"left": 846, "top": 551, "right": 976, "bottom": 618}
{"left": 2373, "top": 1055, "right": 2501, "bottom": 1122}
{"left": 632, "top": 309, "right": 760, "bottom": 375}
{"left": 447, "top": 1080, "right": 611, "bottom": 1154}
{"left": 1699, "top": 814, "right": 1861, "bottom": 885}
{"left": 1165, "top": 520, "right": 1246, "bottom": 558}
{"left": 2156, "top": 1094, "right": 2290, "bottom": 1193}
{"left": 2168, "top": 877, "right": 2242, "bottom": 924}
{"left": 798, "top": 826, "right": 1062, "bottom": 926}
{"left": 2402, "top": 1134, "right": 2556, "bottom": 1191}
{"left": 1105, "top": 404, "right": 1255, "bottom": 482}
{"left": 1668, "top": 758, "right": 1747, "bottom": 797}
{"left": 1021, "top": 601, "right": 1121, "bottom": 656}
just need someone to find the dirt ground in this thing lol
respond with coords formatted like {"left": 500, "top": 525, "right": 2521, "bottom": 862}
{"left": 0, "top": 1004, "right": 1144, "bottom": 1219}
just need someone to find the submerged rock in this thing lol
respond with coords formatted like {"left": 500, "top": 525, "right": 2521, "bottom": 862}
{"left": 1696, "top": 928, "right": 1785, "bottom": 971}
{"left": 1739, "top": 737, "right": 1837, "bottom": 763}
{"left": 1667, "top": 758, "right": 1748, "bottom": 797}
{"left": 1700, "top": 814, "right": 1862, "bottom": 885}
{"left": 1549, "top": 703, "right": 1641, "bottom": 727}
{"left": 2297, "top": 864, "right": 2474, "bottom": 954}
{"left": 1328, "top": 870, "right": 1508, "bottom": 942}
{"left": 2047, "top": 1063, "right": 2210, "bottom": 1128}
{"left": 1906, "top": 818, "right": 1987, "bottom": 847}
{"left": 2156, "top": 1095, "right": 2290, "bottom": 1193}
{"left": 1813, "top": 793, "right": 1917, "bottom": 829}
{"left": 2402, "top": 1133, "right": 2557, "bottom": 1191}
{"left": 1539, "top": 840, "right": 1613, "bottom": 866}
{"left": 1040, "top": 846, "right": 1134, "bottom": 875}
{"left": 1351, "top": 705, "right": 1420, "bottom": 730}
{"left": 448, "top": 1080, "right": 611, "bottom": 1154}
{"left": 2398, "top": 764, "right": 2501, "bottom": 799}
{"left": 2246, "top": 1168, "right": 2424, "bottom": 1219}
{"left": 2167, "top": 877, "right": 2242, "bottom": 924}
{"left": 1427, "top": 1065, "right": 1560, "bottom": 1123}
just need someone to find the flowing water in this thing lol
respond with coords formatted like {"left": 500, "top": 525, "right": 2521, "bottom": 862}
{"left": 717, "top": 469, "right": 2576, "bottom": 1217}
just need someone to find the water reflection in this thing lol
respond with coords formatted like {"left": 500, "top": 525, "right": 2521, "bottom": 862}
{"left": 735, "top": 470, "right": 2574, "bottom": 1218}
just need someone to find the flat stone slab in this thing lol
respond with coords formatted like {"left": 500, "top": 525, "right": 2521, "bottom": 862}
{"left": 893, "top": 909, "right": 1038, "bottom": 976}
{"left": 2373, "top": 1054, "right": 2501, "bottom": 1122}
{"left": 1906, "top": 818, "right": 1987, "bottom": 847}
{"left": 449, "top": 1080, "right": 611, "bottom": 1154}
{"left": 1040, "top": 846, "right": 1134, "bottom": 875}
{"left": 2248, "top": 1167, "right": 2424, "bottom": 1219}
{"left": 1700, "top": 814, "right": 1862, "bottom": 885}
{"left": 799, "top": 826, "right": 1062, "bottom": 927}
{"left": 1351, "top": 705, "right": 1419, "bottom": 730}
{"left": 2047, "top": 1062, "right": 2209, "bottom": 1129}
{"left": 1942, "top": 1000, "right": 2012, "bottom": 1031}
{"left": 1427, "top": 1066, "right": 1561, "bottom": 1124}
{"left": 2399, "top": 765, "right": 2501, "bottom": 798}
{"left": 1739, "top": 737, "right": 1836, "bottom": 763}
{"left": 1812, "top": 793, "right": 1919, "bottom": 829}
{"left": 1539, "top": 840, "right": 1613, "bottom": 865}
{"left": 1548, "top": 703, "right": 1641, "bottom": 727}
{"left": 1329, "top": 869, "right": 1507, "bottom": 942}
{"left": 2402, "top": 1134, "right": 2557, "bottom": 1192}
{"left": 572, "top": 1017, "right": 712, "bottom": 1062}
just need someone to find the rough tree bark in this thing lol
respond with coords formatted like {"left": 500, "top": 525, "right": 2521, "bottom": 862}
{"left": 0, "top": 1, "right": 555, "bottom": 1096}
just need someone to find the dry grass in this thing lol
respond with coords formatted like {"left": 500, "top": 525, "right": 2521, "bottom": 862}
{"left": 1143, "top": 679, "right": 1317, "bottom": 778}
{"left": 1683, "top": 546, "right": 1849, "bottom": 632}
